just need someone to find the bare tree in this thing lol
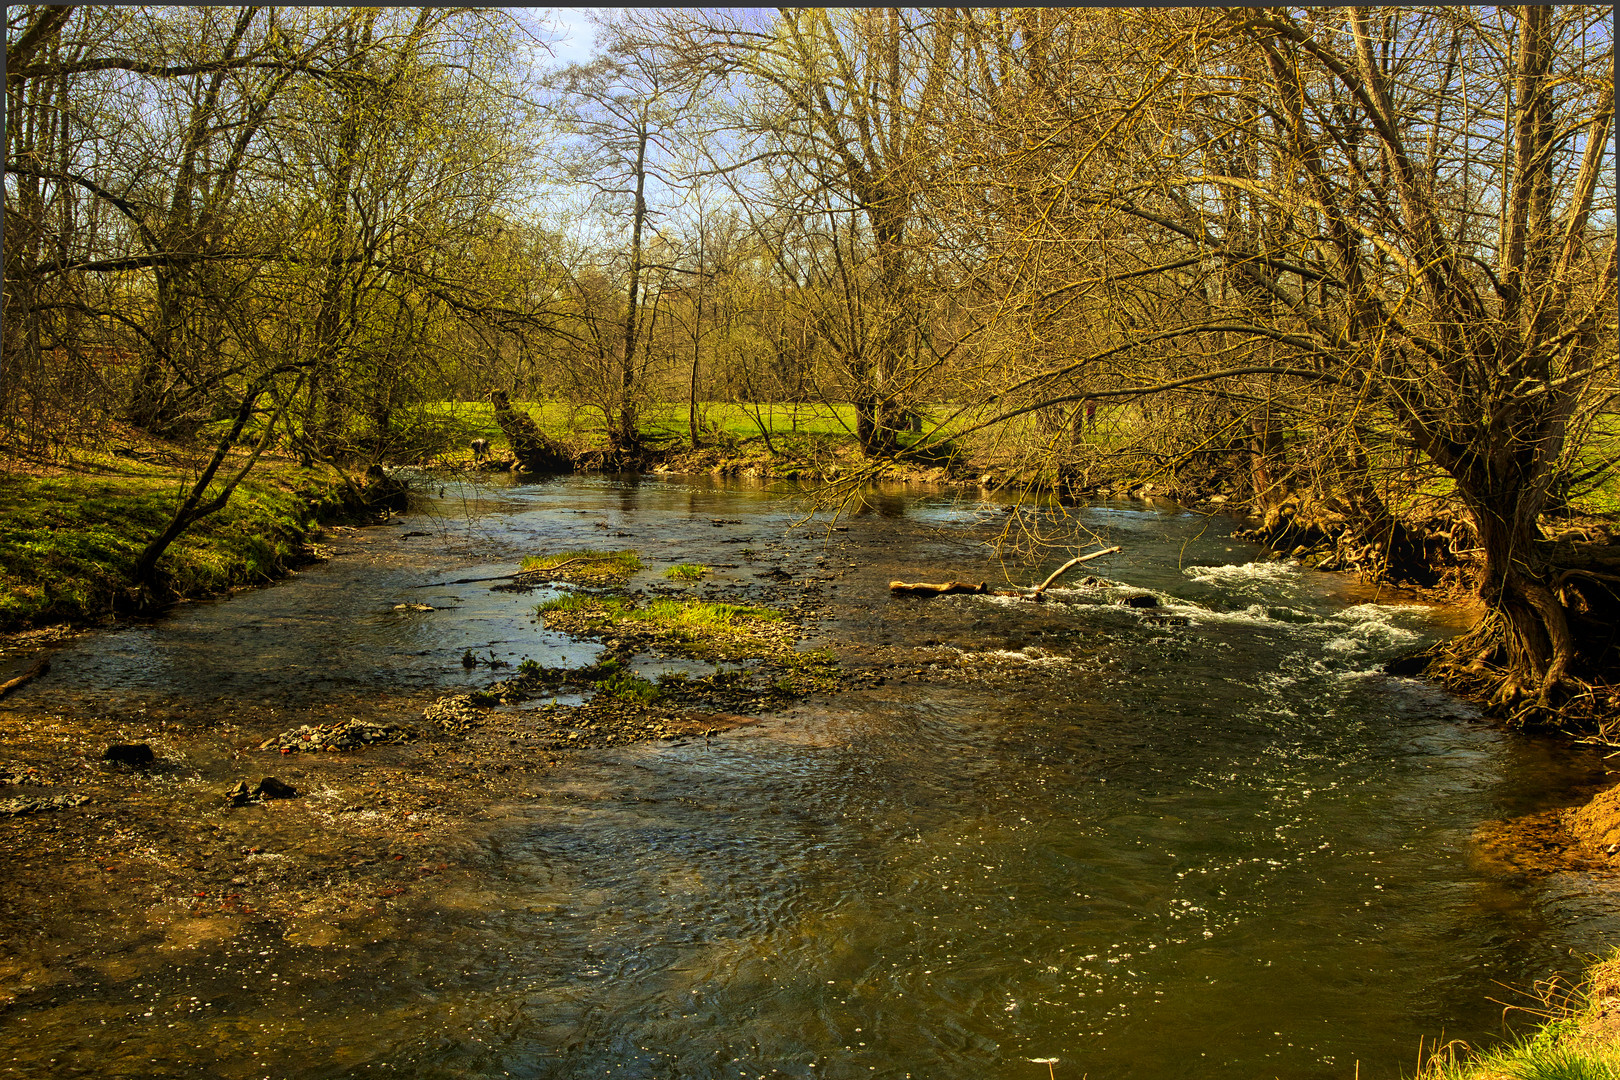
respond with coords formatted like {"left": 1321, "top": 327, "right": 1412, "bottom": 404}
{"left": 547, "top": 14, "right": 700, "bottom": 455}
{"left": 934, "top": 6, "right": 1615, "bottom": 720}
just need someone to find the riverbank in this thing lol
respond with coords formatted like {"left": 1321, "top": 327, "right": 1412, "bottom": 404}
{"left": 0, "top": 442, "right": 394, "bottom": 638}
{"left": 1418, "top": 950, "right": 1620, "bottom": 1080}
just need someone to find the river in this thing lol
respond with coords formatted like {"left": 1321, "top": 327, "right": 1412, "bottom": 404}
{"left": 6, "top": 473, "right": 1618, "bottom": 1080}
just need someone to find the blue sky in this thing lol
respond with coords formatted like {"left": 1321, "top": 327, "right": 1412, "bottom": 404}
{"left": 533, "top": 8, "right": 602, "bottom": 68}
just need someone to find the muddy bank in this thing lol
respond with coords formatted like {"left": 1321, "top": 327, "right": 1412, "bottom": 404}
{"left": 1471, "top": 775, "right": 1620, "bottom": 877}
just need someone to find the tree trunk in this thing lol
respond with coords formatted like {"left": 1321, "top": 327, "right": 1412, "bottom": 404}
{"left": 1459, "top": 487, "right": 1577, "bottom": 710}
{"left": 617, "top": 125, "right": 650, "bottom": 454}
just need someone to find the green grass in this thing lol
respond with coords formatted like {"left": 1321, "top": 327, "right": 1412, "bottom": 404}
{"left": 536, "top": 594, "right": 787, "bottom": 654}
{"left": 0, "top": 454, "right": 355, "bottom": 629}
{"left": 664, "top": 563, "right": 709, "bottom": 581}
{"left": 1566, "top": 423, "right": 1620, "bottom": 518}
{"left": 1417, "top": 952, "right": 1620, "bottom": 1080}
{"left": 635, "top": 598, "right": 781, "bottom": 630}
{"left": 641, "top": 402, "right": 863, "bottom": 441}
{"left": 522, "top": 549, "right": 642, "bottom": 575}
{"left": 596, "top": 670, "right": 662, "bottom": 704}
{"left": 420, "top": 400, "right": 577, "bottom": 445}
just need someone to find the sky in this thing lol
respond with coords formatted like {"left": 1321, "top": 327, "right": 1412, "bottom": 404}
{"left": 531, "top": 8, "right": 603, "bottom": 69}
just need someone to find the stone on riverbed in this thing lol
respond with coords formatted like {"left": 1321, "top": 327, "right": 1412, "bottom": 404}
{"left": 258, "top": 720, "right": 414, "bottom": 754}
{"left": 226, "top": 776, "right": 300, "bottom": 806}
{"left": 255, "top": 776, "right": 297, "bottom": 799}
{"left": 0, "top": 792, "right": 90, "bottom": 816}
{"left": 422, "top": 694, "right": 485, "bottom": 733}
{"left": 102, "top": 743, "right": 155, "bottom": 766}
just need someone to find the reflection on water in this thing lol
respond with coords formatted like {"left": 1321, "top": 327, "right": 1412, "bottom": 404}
{"left": 7, "top": 474, "right": 1617, "bottom": 1080}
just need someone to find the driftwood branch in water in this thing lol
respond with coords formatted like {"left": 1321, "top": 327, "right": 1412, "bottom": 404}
{"left": 1031, "top": 546, "right": 1123, "bottom": 598}
{"left": 415, "top": 556, "right": 596, "bottom": 589}
{"left": 0, "top": 658, "right": 50, "bottom": 699}
{"left": 890, "top": 580, "right": 991, "bottom": 596}
{"left": 889, "top": 546, "right": 1123, "bottom": 599}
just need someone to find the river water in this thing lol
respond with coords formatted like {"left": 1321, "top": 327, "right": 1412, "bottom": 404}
{"left": 9, "top": 474, "right": 1620, "bottom": 1079}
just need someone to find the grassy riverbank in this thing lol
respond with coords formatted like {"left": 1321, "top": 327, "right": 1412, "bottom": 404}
{"left": 1419, "top": 951, "right": 1620, "bottom": 1080}
{"left": 0, "top": 447, "right": 369, "bottom": 632}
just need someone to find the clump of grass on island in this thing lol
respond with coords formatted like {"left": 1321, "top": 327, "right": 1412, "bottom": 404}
{"left": 664, "top": 563, "right": 709, "bottom": 582}
{"left": 638, "top": 598, "right": 781, "bottom": 634}
{"left": 597, "top": 670, "right": 662, "bottom": 704}
{"left": 537, "top": 594, "right": 791, "bottom": 659}
{"left": 520, "top": 549, "right": 641, "bottom": 586}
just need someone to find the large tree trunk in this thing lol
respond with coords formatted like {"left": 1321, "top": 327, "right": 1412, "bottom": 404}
{"left": 1456, "top": 487, "right": 1578, "bottom": 711}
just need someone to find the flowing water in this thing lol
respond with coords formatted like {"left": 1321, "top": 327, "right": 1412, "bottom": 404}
{"left": 7, "top": 474, "right": 1619, "bottom": 1080}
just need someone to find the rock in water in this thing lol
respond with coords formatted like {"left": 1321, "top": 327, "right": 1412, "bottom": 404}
{"left": 1119, "top": 594, "right": 1159, "bottom": 609}
{"left": 262, "top": 720, "right": 414, "bottom": 754}
{"left": 226, "top": 780, "right": 253, "bottom": 805}
{"left": 103, "top": 743, "right": 155, "bottom": 766}
{"left": 254, "top": 777, "right": 298, "bottom": 800}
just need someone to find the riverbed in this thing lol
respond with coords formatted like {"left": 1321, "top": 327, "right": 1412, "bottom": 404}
{"left": 2, "top": 473, "right": 1616, "bottom": 1080}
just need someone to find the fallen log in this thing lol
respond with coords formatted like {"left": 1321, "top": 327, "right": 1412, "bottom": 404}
{"left": 0, "top": 658, "right": 50, "bottom": 700}
{"left": 889, "top": 581, "right": 990, "bottom": 596}
{"left": 1030, "top": 546, "right": 1123, "bottom": 599}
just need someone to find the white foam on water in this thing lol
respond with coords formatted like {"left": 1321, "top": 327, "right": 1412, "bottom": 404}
{"left": 1322, "top": 603, "right": 1424, "bottom": 656}
{"left": 946, "top": 644, "right": 1076, "bottom": 668}
{"left": 1332, "top": 602, "right": 1428, "bottom": 623}
{"left": 1182, "top": 561, "right": 1299, "bottom": 590}
{"left": 1167, "top": 602, "right": 1322, "bottom": 629}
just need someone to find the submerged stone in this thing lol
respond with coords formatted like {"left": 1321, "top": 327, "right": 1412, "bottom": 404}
{"left": 103, "top": 743, "right": 155, "bottom": 766}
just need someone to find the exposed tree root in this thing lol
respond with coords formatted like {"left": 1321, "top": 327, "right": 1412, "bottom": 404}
{"left": 1389, "top": 598, "right": 1620, "bottom": 739}
{"left": 1234, "top": 492, "right": 1477, "bottom": 588}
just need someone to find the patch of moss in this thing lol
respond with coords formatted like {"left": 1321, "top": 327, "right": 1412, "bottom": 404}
{"left": 537, "top": 595, "right": 790, "bottom": 660}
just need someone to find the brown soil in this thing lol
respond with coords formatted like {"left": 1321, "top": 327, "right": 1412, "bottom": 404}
{"left": 1471, "top": 779, "right": 1620, "bottom": 877}
{"left": 1569, "top": 783, "right": 1620, "bottom": 865}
